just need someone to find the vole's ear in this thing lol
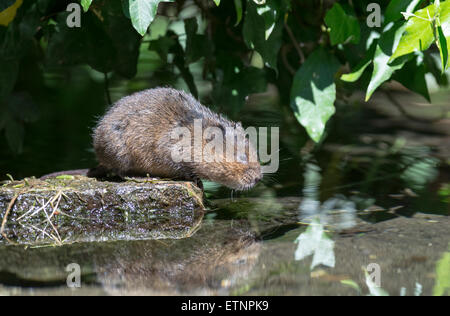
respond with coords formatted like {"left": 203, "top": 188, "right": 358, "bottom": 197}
{"left": 235, "top": 122, "right": 243, "bottom": 129}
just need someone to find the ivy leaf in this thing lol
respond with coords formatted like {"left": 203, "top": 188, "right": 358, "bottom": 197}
{"left": 128, "top": 0, "right": 173, "bottom": 36}
{"left": 294, "top": 219, "right": 335, "bottom": 270}
{"left": 0, "top": 0, "right": 22, "bottom": 26}
{"left": 390, "top": 1, "right": 450, "bottom": 62}
{"left": 212, "top": 53, "right": 266, "bottom": 115}
{"left": 424, "top": 50, "right": 448, "bottom": 86}
{"left": 168, "top": 31, "right": 198, "bottom": 99}
{"left": 102, "top": 1, "right": 141, "bottom": 78}
{"left": 366, "top": 22, "right": 410, "bottom": 101}
{"left": 341, "top": 60, "right": 371, "bottom": 82}
{"left": 234, "top": 0, "right": 242, "bottom": 26}
{"left": 290, "top": 48, "right": 340, "bottom": 142}
{"left": 81, "top": 0, "right": 92, "bottom": 12}
{"left": 0, "top": 0, "right": 16, "bottom": 12}
{"left": 243, "top": 0, "right": 284, "bottom": 72}
{"left": 324, "top": 3, "right": 360, "bottom": 45}
{"left": 7, "top": 92, "right": 39, "bottom": 123}
{"left": 121, "top": 0, "right": 131, "bottom": 19}
{"left": 0, "top": 59, "right": 18, "bottom": 99}
{"left": 5, "top": 118, "right": 24, "bottom": 154}
{"left": 185, "top": 17, "right": 212, "bottom": 64}
{"left": 393, "top": 54, "right": 430, "bottom": 101}
{"left": 243, "top": 1, "right": 265, "bottom": 51}
{"left": 149, "top": 35, "right": 175, "bottom": 62}
{"left": 341, "top": 42, "right": 377, "bottom": 82}
{"left": 384, "top": 0, "right": 423, "bottom": 25}
{"left": 365, "top": 270, "right": 389, "bottom": 296}
{"left": 47, "top": 12, "right": 116, "bottom": 73}
{"left": 437, "top": 25, "right": 449, "bottom": 72}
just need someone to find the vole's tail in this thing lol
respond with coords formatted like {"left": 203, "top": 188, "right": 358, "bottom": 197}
{"left": 40, "top": 165, "right": 109, "bottom": 180}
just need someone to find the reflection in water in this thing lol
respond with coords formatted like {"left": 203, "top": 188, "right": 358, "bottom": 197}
{"left": 364, "top": 269, "right": 389, "bottom": 296}
{"left": 294, "top": 219, "right": 335, "bottom": 269}
{"left": 298, "top": 160, "right": 357, "bottom": 229}
{"left": 294, "top": 160, "right": 360, "bottom": 271}
{"left": 400, "top": 146, "right": 439, "bottom": 191}
{"left": 433, "top": 249, "right": 450, "bottom": 296}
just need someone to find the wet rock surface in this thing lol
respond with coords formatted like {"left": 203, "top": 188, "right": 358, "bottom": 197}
{"left": 0, "top": 219, "right": 259, "bottom": 295}
{"left": 0, "top": 195, "right": 448, "bottom": 296}
{"left": 0, "top": 176, "right": 204, "bottom": 245}
{"left": 238, "top": 212, "right": 449, "bottom": 296}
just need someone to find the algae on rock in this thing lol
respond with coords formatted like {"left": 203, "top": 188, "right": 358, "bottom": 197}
{"left": 0, "top": 175, "right": 204, "bottom": 245}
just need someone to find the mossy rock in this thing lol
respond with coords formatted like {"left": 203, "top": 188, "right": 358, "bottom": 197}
{"left": 0, "top": 175, "right": 204, "bottom": 245}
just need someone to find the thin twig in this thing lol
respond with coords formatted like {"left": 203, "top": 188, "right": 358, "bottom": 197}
{"left": 1, "top": 193, "right": 19, "bottom": 244}
{"left": 42, "top": 207, "right": 62, "bottom": 245}
{"left": 17, "top": 193, "right": 57, "bottom": 221}
{"left": 19, "top": 223, "right": 55, "bottom": 242}
{"left": 281, "top": 44, "right": 296, "bottom": 75}
{"left": 284, "top": 22, "right": 305, "bottom": 64}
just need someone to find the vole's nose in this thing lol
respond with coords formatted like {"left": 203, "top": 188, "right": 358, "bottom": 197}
{"left": 254, "top": 175, "right": 262, "bottom": 183}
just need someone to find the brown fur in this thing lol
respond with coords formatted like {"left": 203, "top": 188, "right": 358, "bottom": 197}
{"left": 92, "top": 88, "right": 262, "bottom": 190}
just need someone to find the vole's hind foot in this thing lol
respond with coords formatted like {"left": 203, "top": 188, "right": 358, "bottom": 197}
{"left": 87, "top": 165, "right": 109, "bottom": 178}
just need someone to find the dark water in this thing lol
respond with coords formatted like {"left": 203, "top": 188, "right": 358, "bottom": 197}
{"left": 0, "top": 63, "right": 449, "bottom": 295}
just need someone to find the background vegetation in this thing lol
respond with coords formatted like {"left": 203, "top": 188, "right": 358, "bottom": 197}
{"left": 0, "top": 0, "right": 449, "bottom": 175}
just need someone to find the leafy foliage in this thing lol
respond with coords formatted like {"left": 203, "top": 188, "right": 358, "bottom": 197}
{"left": 0, "top": 0, "right": 449, "bottom": 153}
{"left": 290, "top": 48, "right": 340, "bottom": 142}
{"left": 325, "top": 3, "right": 360, "bottom": 45}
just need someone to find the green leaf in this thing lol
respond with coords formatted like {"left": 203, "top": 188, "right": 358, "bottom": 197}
{"left": 213, "top": 0, "right": 220, "bottom": 6}
{"left": 128, "top": 0, "right": 173, "bottom": 36}
{"left": 5, "top": 118, "right": 24, "bottom": 154}
{"left": 437, "top": 25, "right": 449, "bottom": 72}
{"left": 243, "top": 1, "right": 266, "bottom": 50}
{"left": 340, "top": 279, "right": 361, "bottom": 293}
{"left": 340, "top": 42, "right": 376, "bottom": 83}
{"left": 341, "top": 60, "right": 372, "bottom": 82}
{"left": 149, "top": 35, "right": 175, "bottom": 62}
{"left": 384, "top": 0, "right": 423, "bottom": 24}
{"left": 211, "top": 55, "right": 267, "bottom": 115}
{"left": 433, "top": 251, "right": 450, "bottom": 296}
{"left": 424, "top": 50, "right": 448, "bottom": 86}
{"left": 365, "top": 270, "right": 389, "bottom": 296}
{"left": 234, "top": 0, "right": 242, "bottom": 26}
{"left": 393, "top": 54, "right": 430, "bottom": 101}
{"left": 102, "top": 0, "right": 141, "bottom": 78}
{"left": 290, "top": 48, "right": 340, "bottom": 142}
{"left": 341, "top": 60, "right": 371, "bottom": 82}
{"left": 56, "top": 175, "right": 75, "bottom": 180}
{"left": 0, "top": 0, "right": 16, "bottom": 12}
{"left": 1, "top": 3, "right": 40, "bottom": 59}
{"left": 324, "top": 3, "right": 360, "bottom": 45}
{"left": 47, "top": 12, "right": 116, "bottom": 73}
{"left": 0, "top": 58, "right": 18, "bottom": 99}
{"left": 7, "top": 92, "right": 39, "bottom": 123}
{"left": 185, "top": 17, "right": 213, "bottom": 64}
{"left": 121, "top": 0, "right": 131, "bottom": 18}
{"left": 81, "top": 0, "right": 92, "bottom": 12}
{"left": 366, "top": 22, "right": 410, "bottom": 101}
{"left": 390, "top": 1, "right": 450, "bottom": 62}
{"left": 168, "top": 31, "right": 198, "bottom": 99}
{"left": 294, "top": 218, "right": 335, "bottom": 269}
{"left": 47, "top": 6, "right": 135, "bottom": 75}
{"left": 243, "top": 0, "right": 285, "bottom": 72}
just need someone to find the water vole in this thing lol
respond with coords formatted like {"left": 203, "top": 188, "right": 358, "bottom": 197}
{"left": 92, "top": 88, "right": 262, "bottom": 190}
